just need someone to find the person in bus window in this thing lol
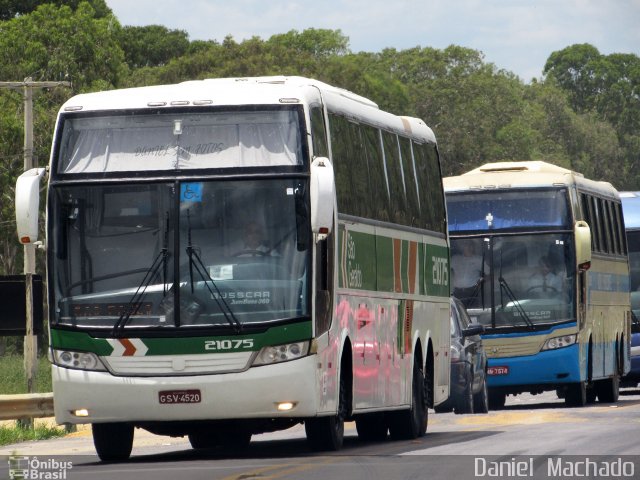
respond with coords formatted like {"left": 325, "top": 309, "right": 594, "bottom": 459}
{"left": 233, "top": 222, "right": 276, "bottom": 257}
{"left": 529, "top": 255, "right": 562, "bottom": 296}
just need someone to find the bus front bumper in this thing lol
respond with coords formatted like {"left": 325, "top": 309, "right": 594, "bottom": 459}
{"left": 486, "top": 344, "right": 581, "bottom": 388}
{"left": 52, "top": 354, "right": 319, "bottom": 425}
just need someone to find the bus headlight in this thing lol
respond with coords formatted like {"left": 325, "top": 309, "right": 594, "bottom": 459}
{"left": 52, "top": 349, "right": 107, "bottom": 371}
{"left": 252, "top": 341, "right": 310, "bottom": 366}
{"left": 541, "top": 334, "right": 577, "bottom": 351}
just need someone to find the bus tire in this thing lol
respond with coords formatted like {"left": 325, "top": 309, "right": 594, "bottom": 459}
{"left": 565, "top": 381, "right": 587, "bottom": 407}
{"left": 355, "top": 413, "right": 388, "bottom": 441}
{"left": 389, "top": 359, "right": 427, "bottom": 439}
{"left": 488, "top": 391, "right": 506, "bottom": 410}
{"left": 596, "top": 341, "right": 621, "bottom": 403}
{"left": 92, "top": 423, "right": 134, "bottom": 462}
{"left": 224, "top": 431, "right": 252, "bottom": 451}
{"left": 596, "top": 375, "right": 620, "bottom": 403}
{"left": 188, "top": 432, "right": 219, "bottom": 450}
{"left": 305, "top": 366, "right": 347, "bottom": 451}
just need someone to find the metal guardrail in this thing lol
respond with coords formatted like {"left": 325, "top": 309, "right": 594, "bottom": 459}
{"left": 0, "top": 393, "right": 54, "bottom": 421}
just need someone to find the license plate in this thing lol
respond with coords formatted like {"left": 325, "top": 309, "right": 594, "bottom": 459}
{"left": 158, "top": 389, "right": 202, "bottom": 404}
{"left": 487, "top": 366, "right": 509, "bottom": 376}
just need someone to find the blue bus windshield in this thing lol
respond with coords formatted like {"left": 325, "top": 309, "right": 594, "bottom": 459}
{"left": 446, "top": 188, "right": 570, "bottom": 232}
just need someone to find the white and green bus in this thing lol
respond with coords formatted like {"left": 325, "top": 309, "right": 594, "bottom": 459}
{"left": 15, "top": 76, "right": 450, "bottom": 460}
{"left": 444, "top": 161, "right": 631, "bottom": 408}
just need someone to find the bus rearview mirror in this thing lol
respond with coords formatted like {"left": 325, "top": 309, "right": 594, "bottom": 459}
{"left": 575, "top": 220, "right": 592, "bottom": 270}
{"left": 310, "top": 157, "right": 335, "bottom": 241}
{"left": 15, "top": 168, "right": 47, "bottom": 244}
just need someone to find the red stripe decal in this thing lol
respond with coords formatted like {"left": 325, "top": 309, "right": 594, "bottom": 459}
{"left": 120, "top": 338, "right": 136, "bottom": 356}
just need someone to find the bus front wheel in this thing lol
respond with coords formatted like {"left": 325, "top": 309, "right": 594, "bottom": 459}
{"left": 92, "top": 422, "right": 134, "bottom": 462}
{"left": 305, "top": 367, "right": 347, "bottom": 451}
{"left": 388, "top": 360, "right": 428, "bottom": 439}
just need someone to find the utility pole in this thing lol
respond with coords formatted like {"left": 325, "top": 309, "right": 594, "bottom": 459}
{"left": 0, "top": 78, "right": 70, "bottom": 425}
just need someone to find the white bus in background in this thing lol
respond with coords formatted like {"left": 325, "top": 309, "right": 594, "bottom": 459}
{"left": 16, "top": 76, "right": 450, "bottom": 461}
{"left": 444, "top": 161, "right": 630, "bottom": 408}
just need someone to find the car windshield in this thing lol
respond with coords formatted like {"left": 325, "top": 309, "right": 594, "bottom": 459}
{"left": 450, "top": 234, "right": 575, "bottom": 329}
{"left": 50, "top": 178, "right": 310, "bottom": 331}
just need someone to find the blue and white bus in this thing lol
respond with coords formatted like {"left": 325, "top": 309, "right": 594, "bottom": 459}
{"left": 444, "top": 161, "right": 631, "bottom": 408}
{"left": 620, "top": 192, "right": 640, "bottom": 386}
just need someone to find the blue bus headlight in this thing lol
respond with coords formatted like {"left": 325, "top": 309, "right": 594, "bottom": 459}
{"left": 252, "top": 341, "right": 310, "bottom": 366}
{"left": 541, "top": 334, "right": 577, "bottom": 351}
{"left": 52, "top": 349, "right": 107, "bottom": 371}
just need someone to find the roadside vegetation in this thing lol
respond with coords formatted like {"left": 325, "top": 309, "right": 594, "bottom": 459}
{"left": 0, "top": 355, "right": 52, "bottom": 394}
{"left": 0, "top": 423, "right": 66, "bottom": 447}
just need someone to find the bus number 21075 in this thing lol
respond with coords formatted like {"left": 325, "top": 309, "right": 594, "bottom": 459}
{"left": 204, "top": 339, "right": 255, "bottom": 351}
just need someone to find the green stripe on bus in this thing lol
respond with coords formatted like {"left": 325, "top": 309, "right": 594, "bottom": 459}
{"left": 50, "top": 321, "right": 312, "bottom": 356}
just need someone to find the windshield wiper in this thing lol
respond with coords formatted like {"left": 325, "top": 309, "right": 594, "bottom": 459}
{"left": 185, "top": 210, "right": 242, "bottom": 333}
{"left": 498, "top": 275, "right": 534, "bottom": 329}
{"left": 112, "top": 213, "right": 170, "bottom": 337}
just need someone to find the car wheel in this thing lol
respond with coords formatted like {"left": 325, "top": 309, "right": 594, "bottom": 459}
{"left": 473, "top": 374, "right": 489, "bottom": 413}
{"left": 454, "top": 369, "right": 474, "bottom": 414}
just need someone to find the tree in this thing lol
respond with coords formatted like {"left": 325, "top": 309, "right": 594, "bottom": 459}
{"left": 0, "top": 0, "right": 111, "bottom": 20}
{"left": 118, "top": 25, "right": 191, "bottom": 69}
{"left": 0, "top": 2, "right": 127, "bottom": 91}
{"left": 544, "top": 44, "right": 640, "bottom": 188}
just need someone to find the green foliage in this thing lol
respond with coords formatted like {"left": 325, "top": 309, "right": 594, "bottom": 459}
{"left": 0, "top": 0, "right": 111, "bottom": 20}
{"left": 0, "top": 423, "right": 65, "bottom": 446}
{"left": 118, "top": 25, "right": 191, "bottom": 69}
{"left": 0, "top": 2, "right": 126, "bottom": 91}
{"left": 0, "top": 355, "right": 52, "bottom": 394}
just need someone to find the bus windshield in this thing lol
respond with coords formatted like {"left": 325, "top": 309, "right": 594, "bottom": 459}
{"left": 450, "top": 234, "right": 575, "bottom": 329}
{"left": 627, "top": 230, "right": 640, "bottom": 320}
{"left": 447, "top": 188, "right": 570, "bottom": 232}
{"left": 55, "top": 108, "right": 304, "bottom": 174}
{"left": 50, "top": 178, "right": 310, "bottom": 331}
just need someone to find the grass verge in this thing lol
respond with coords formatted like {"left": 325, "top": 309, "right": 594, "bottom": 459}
{"left": 0, "top": 423, "right": 66, "bottom": 446}
{"left": 0, "top": 355, "right": 52, "bottom": 394}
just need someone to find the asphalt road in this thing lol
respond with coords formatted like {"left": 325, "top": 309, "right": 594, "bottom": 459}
{"left": 2, "top": 388, "right": 640, "bottom": 480}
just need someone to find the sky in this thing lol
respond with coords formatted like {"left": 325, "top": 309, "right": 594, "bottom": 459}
{"left": 106, "top": 0, "right": 640, "bottom": 82}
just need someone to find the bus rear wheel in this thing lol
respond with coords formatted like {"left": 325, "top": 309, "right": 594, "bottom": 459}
{"left": 389, "top": 360, "right": 427, "bottom": 439}
{"left": 565, "top": 381, "right": 587, "bottom": 407}
{"left": 92, "top": 423, "right": 134, "bottom": 462}
{"left": 595, "top": 374, "right": 620, "bottom": 403}
{"left": 356, "top": 413, "right": 388, "bottom": 441}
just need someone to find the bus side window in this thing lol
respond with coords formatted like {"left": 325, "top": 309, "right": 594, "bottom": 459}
{"left": 310, "top": 106, "right": 328, "bottom": 158}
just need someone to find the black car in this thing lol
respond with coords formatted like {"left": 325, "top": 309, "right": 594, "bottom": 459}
{"left": 435, "top": 297, "right": 489, "bottom": 414}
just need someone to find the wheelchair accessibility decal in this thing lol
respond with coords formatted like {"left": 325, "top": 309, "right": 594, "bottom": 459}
{"left": 180, "top": 182, "right": 203, "bottom": 203}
